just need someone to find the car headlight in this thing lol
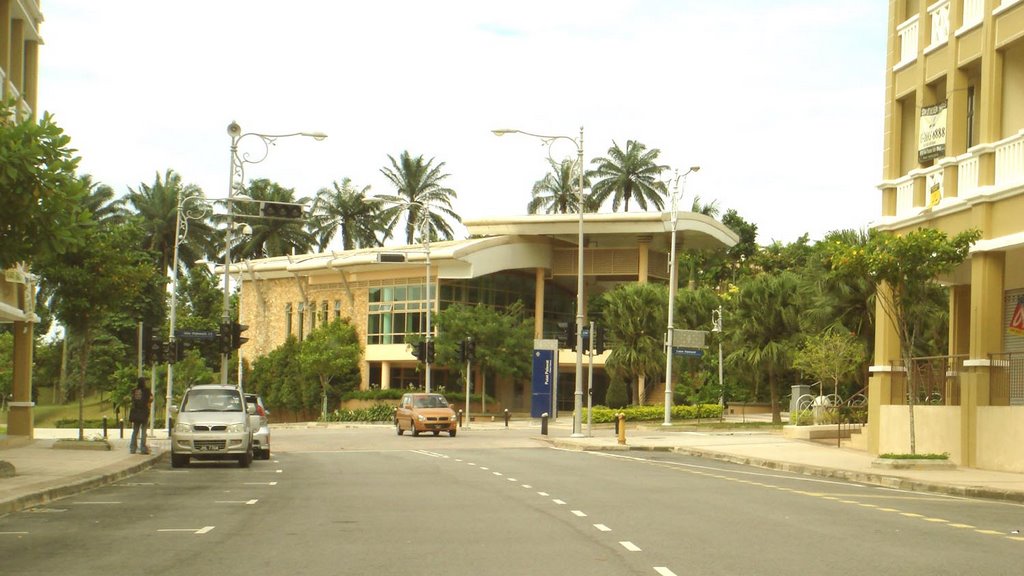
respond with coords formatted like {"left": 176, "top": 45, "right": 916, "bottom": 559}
{"left": 417, "top": 414, "right": 426, "bottom": 422}
{"left": 173, "top": 422, "right": 192, "bottom": 433}
{"left": 227, "top": 422, "right": 246, "bottom": 433}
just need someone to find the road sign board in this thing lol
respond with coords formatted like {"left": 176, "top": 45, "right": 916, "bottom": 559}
{"left": 673, "top": 347, "right": 704, "bottom": 358}
{"left": 176, "top": 329, "right": 218, "bottom": 341}
{"left": 672, "top": 329, "right": 707, "bottom": 348}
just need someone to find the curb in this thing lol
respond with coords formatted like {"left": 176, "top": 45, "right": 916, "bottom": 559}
{"left": 541, "top": 439, "right": 1024, "bottom": 506}
{"left": 0, "top": 451, "right": 168, "bottom": 516}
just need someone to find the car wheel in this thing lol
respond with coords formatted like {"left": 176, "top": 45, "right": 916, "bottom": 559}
{"left": 432, "top": 431, "right": 440, "bottom": 436}
{"left": 261, "top": 448, "right": 271, "bottom": 460}
{"left": 449, "top": 429, "right": 457, "bottom": 437}
{"left": 238, "top": 449, "right": 252, "bottom": 468}
{"left": 396, "top": 421, "right": 404, "bottom": 436}
{"left": 171, "top": 453, "right": 189, "bottom": 468}
{"left": 411, "top": 420, "right": 420, "bottom": 437}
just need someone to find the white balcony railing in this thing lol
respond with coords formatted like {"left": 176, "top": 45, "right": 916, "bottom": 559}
{"left": 895, "top": 177, "right": 916, "bottom": 217}
{"left": 896, "top": 14, "right": 920, "bottom": 69}
{"left": 928, "top": 0, "right": 950, "bottom": 50}
{"left": 957, "top": 154, "right": 980, "bottom": 198}
{"left": 961, "top": 0, "right": 984, "bottom": 30}
{"left": 995, "top": 130, "right": 1024, "bottom": 189}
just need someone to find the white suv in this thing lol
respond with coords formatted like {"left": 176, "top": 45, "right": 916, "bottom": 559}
{"left": 171, "top": 384, "right": 254, "bottom": 468}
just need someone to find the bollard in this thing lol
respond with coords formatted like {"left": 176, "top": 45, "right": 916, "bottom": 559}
{"left": 541, "top": 412, "right": 549, "bottom": 436}
{"left": 504, "top": 409, "right": 510, "bottom": 428}
{"left": 119, "top": 418, "right": 125, "bottom": 439}
{"left": 616, "top": 413, "right": 626, "bottom": 445}
{"left": 458, "top": 409, "right": 464, "bottom": 428}
{"left": 613, "top": 415, "right": 619, "bottom": 435}
{"left": 102, "top": 416, "right": 108, "bottom": 439}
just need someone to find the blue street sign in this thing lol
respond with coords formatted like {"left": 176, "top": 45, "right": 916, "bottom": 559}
{"left": 673, "top": 347, "right": 704, "bottom": 358}
{"left": 176, "top": 329, "right": 218, "bottom": 341}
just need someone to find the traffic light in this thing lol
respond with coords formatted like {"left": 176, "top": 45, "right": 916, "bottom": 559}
{"left": 465, "top": 338, "right": 476, "bottom": 361}
{"left": 594, "top": 324, "right": 606, "bottom": 354}
{"left": 219, "top": 322, "right": 232, "bottom": 354}
{"left": 141, "top": 324, "right": 164, "bottom": 364}
{"left": 165, "top": 340, "right": 177, "bottom": 364}
{"left": 425, "top": 340, "right": 435, "bottom": 363}
{"left": 260, "top": 201, "right": 305, "bottom": 220}
{"left": 560, "top": 321, "right": 577, "bottom": 349}
{"left": 411, "top": 341, "right": 426, "bottom": 362}
{"left": 458, "top": 339, "right": 468, "bottom": 363}
{"left": 231, "top": 321, "right": 249, "bottom": 349}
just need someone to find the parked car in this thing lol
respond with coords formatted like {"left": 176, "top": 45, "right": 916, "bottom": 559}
{"left": 245, "top": 393, "right": 271, "bottom": 460}
{"left": 395, "top": 393, "right": 457, "bottom": 437}
{"left": 171, "top": 384, "right": 254, "bottom": 468}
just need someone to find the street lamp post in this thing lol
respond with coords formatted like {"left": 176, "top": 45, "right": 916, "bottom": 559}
{"left": 663, "top": 166, "right": 700, "bottom": 426}
{"left": 712, "top": 306, "right": 724, "bottom": 410}
{"left": 222, "top": 121, "right": 326, "bottom": 384}
{"left": 167, "top": 191, "right": 209, "bottom": 433}
{"left": 493, "top": 126, "right": 586, "bottom": 437}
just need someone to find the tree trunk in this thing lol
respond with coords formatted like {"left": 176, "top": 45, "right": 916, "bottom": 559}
{"left": 768, "top": 364, "right": 781, "bottom": 425}
{"left": 638, "top": 374, "right": 647, "bottom": 405}
{"left": 77, "top": 328, "right": 92, "bottom": 441}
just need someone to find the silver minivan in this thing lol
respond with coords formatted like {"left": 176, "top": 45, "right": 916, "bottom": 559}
{"left": 171, "top": 384, "right": 254, "bottom": 468}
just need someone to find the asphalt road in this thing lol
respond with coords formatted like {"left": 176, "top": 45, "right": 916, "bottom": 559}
{"left": 2, "top": 426, "right": 1023, "bottom": 575}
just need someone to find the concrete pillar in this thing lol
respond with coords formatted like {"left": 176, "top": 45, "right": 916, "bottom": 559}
{"left": 867, "top": 283, "right": 902, "bottom": 455}
{"left": 380, "top": 361, "right": 392, "bottom": 390}
{"left": 534, "top": 267, "right": 545, "bottom": 339}
{"left": 8, "top": 320, "right": 34, "bottom": 437}
{"left": 637, "top": 237, "right": 650, "bottom": 284}
{"left": 0, "top": 0, "right": 10, "bottom": 96}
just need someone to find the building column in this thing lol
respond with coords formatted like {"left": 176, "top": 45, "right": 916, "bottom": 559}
{"left": 867, "top": 283, "right": 902, "bottom": 455}
{"left": 534, "top": 267, "right": 545, "bottom": 339}
{"left": 637, "top": 236, "right": 650, "bottom": 284}
{"left": 380, "top": 361, "right": 392, "bottom": 390}
{"left": 0, "top": 0, "right": 10, "bottom": 95}
{"left": 8, "top": 320, "right": 34, "bottom": 437}
{"left": 23, "top": 39, "right": 36, "bottom": 116}
{"left": 949, "top": 284, "right": 971, "bottom": 404}
{"left": 960, "top": 250, "right": 1005, "bottom": 467}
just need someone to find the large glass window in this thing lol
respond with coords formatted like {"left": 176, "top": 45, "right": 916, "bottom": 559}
{"left": 366, "top": 280, "right": 430, "bottom": 344}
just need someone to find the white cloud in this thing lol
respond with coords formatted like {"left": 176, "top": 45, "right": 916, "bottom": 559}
{"left": 38, "top": 0, "right": 886, "bottom": 247}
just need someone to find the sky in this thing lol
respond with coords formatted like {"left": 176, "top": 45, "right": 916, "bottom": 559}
{"left": 37, "top": 0, "right": 887, "bottom": 249}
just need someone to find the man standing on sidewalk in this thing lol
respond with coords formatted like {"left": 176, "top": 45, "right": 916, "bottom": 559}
{"left": 129, "top": 377, "right": 152, "bottom": 455}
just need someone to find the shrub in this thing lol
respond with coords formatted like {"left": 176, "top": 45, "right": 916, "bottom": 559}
{"left": 605, "top": 379, "right": 629, "bottom": 409}
{"left": 322, "top": 403, "right": 395, "bottom": 423}
{"left": 584, "top": 404, "right": 723, "bottom": 423}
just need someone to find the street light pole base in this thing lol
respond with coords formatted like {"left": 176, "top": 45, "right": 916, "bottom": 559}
{"left": 570, "top": 432, "right": 585, "bottom": 438}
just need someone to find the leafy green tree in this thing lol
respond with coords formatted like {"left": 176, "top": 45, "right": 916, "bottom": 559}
{"left": 433, "top": 302, "right": 533, "bottom": 399}
{"left": 825, "top": 227, "right": 981, "bottom": 453}
{"left": 310, "top": 178, "right": 386, "bottom": 250}
{"left": 793, "top": 327, "right": 867, "bottom": 399}
{"left": 34, "top": 220, "right": 161, "bottom": 437}
{"left": 728, "top": 270, "right": 802, "bottom": 424}
{"left": 0, "top": 101, "right": 86, "bottom": 269}
{"left": 299, "top": 318, "right": 362, "bottom": 419}
{"left": 605, "top": 378, "right": 629, "bottom": 409}
{"left": 378, "top": 151, "right": 461, "bottom": 243}
{"left": 588, "top": 140, "right": 669, "bottom": 212}
{"left": 601, "top": 283, "right": 666, "bottom": 405}
{"left": 528, "top": 158, "right": 596, "bottom": 214}
{"left": 250, "top": 336, "right": 307, "bottom": 418}
{"left": 230, "top": 178, "right": 315, "bottom": 258}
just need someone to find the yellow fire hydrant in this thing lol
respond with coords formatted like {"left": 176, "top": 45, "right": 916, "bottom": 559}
{"left": 617, "top": 412, "right": 626, "bottom": 445}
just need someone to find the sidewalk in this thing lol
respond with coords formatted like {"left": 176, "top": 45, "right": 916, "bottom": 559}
{"left": 5, "top": 420, "right": 1024, "bottom": 516}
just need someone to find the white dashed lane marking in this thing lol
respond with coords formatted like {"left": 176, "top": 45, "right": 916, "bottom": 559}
{"left": 620, "top": 541, "right": 641, "bottom": 552}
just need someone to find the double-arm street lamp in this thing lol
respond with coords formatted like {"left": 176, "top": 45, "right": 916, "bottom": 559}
{"left": 493, "top": 126, "right": 586, "bottom": 438}
{"left": 663, "top": 166, "right": 700, "bottom": 426}
{"left": 167, "top": 191, "right": 210, "bottom": 432}
{"left": 222, "top": 121, "right": 327, "bottom": 384}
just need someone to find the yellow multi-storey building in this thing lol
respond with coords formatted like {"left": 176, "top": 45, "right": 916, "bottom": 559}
{"left": 1, "top": 0, "right": 43, "bottom": 437}
{"left": 869, "top": 0, "right": 1024, "bottom": 471}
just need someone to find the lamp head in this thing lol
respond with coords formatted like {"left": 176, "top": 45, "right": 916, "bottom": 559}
{"left": 227, "top": 121, "right": 242, "bottom": 138}
{"left": 491, "top": 129, "right": 517, "bottom": 137}
{"left": 302, "top": 131, "right": 328, "bottom": 141}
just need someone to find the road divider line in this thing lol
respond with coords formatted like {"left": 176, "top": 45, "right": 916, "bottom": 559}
{"left": 552, "top": 499, "right": 566, "bottom": 505}
{"left": 654, "top": 568, "right": 678, "bottom": 576}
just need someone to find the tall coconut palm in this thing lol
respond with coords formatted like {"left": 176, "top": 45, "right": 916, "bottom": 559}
{"left": 310, "top": 178, "right": 386, "bottom": 251}
{"left": 79, "top": 174, "right": 128, "bottom": 225}
{"left": 689, "top": 195, "right": 721, "bottom": 218}
{"left": 377, "top": 150, "right": 461, "bottom": 244}
{"left": 528, "top": 158, "right": 597, "bottom": 214}
{"left": 588, "top": 140, "right": 669, "bottom": 212}
{"left": 124, "top": 169, "right": 214, "bottom": 274}
{"left": 228, "top": 178, "right": 315, "bottom": 259}
{"left": 602, "top": 282, "right": 667, "bottom": 405}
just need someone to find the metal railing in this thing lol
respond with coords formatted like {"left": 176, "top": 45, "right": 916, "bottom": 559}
{"left": 889, "top": 355, "right": 966, "bottom": 406}
{"left": 988, "top": 352, "right": 1024, "bottom": 405}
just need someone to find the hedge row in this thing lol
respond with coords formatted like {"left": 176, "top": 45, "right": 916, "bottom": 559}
{"left": 585, "top": 404, "right": 723, "bottom": 423}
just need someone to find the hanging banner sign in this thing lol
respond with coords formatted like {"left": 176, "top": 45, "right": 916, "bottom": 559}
{"left": 919, "top": 101, "right": 947, "bottom": 163}
{"left": 1009, "top": 296, "right": 1024, "bottom": 336}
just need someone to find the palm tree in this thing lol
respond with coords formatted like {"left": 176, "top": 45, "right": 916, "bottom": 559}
{"left": 310, "top": 178, "right": 387, "bottom": 251}
{"left": 728, "top": 270, "right": 802, "bottom": 424}
{"left": 230, "top": 178, "right": 315, "bottom": 259}
{"left": 689, "top": 195, "right": 721, "bottom": 218}
{"left": 79, "top": 174, "right": 128, "bottom": 225}
{"left": 588, "top": 140, "right": 669, "bottom": 212}
{"left": 378, "top": 151, "right": 461, "bottom": 244}
{"left": 528, "top": 158, "right": 598, "bottom": 214}
{"left": 602, "top": 282, "right": 667, "bottom": 405}
{"left": 124, "top": 169, "right": 214, "bottom": 274}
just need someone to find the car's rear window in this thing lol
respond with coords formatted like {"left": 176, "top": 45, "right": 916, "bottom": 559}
{"left": 183, "top": 390, "right": 244, "bottom": 412}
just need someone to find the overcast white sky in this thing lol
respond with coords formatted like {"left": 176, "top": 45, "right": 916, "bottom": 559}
{"left": 38, "top": 1, "right": 886, "bottom": 248}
